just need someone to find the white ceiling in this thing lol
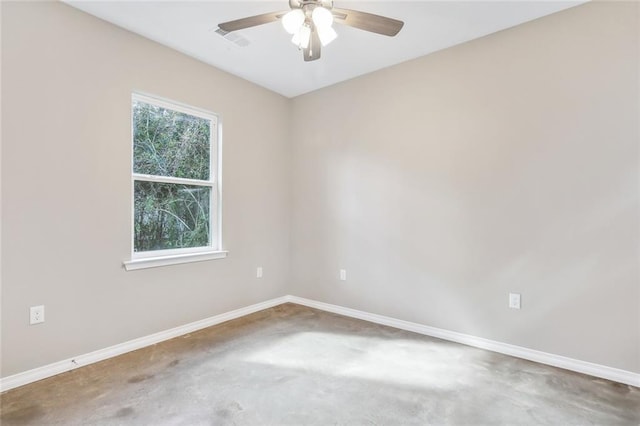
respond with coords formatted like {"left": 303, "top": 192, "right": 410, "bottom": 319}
{"left": 65, "top": 1, "right": 586, "bottom": 98}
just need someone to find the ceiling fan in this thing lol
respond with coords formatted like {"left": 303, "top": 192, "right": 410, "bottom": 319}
{"left": 218, "top": 0, "right": 404, "bottom": 62}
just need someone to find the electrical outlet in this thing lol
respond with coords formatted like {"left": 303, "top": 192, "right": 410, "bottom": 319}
{"left": 340, "top": 269, "right": 347, "bottom": 281}
{"left": 30, "top": 305, "right": 45, "bottom": 325}
{"left": 256, "top": 267, "right": 263, "bottom": 278}
{"left": 509, "top": 293, "right": 521, "bottom": 309}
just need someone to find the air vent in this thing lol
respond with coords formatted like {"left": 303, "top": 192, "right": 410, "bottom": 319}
{"left": 215, "top": 28, "right": 250, "bottom": 47}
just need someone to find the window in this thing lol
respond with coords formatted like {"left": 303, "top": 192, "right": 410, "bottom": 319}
{"left": 124, "top": 93, "right": 225, "bottom": 270}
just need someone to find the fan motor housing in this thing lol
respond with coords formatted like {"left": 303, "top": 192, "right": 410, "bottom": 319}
{"left": 290, "top": 0, "right": 334, "bottom": 11}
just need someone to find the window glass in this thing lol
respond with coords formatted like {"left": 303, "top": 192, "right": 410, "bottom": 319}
{"left": 133, "top": 100, "right": 210, "bottom": 181}
{"left": 131, "top": 93, "right": 219, "bottom": 257}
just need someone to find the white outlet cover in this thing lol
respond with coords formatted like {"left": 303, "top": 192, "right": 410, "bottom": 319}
{"left": 340, "top": 269, "right": 347, "bottom": 281}
{"left": 509, "top": 293, "right": 521, "bottom": 309}
{"left": 256, "top": 267, "right": 263, "bottom": 278}
{"left": 30, "top": 305, "right": 45, "bottom": 324}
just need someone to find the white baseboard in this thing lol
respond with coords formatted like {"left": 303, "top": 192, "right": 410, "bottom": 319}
{"left": 286, "top": 295, "right": 640, "bottom": 388}
{"left": 0, "top": 296, "right": 289, "bottom": 393}
{"left": 2, "top": 294, "right": 638, "bottom": 392}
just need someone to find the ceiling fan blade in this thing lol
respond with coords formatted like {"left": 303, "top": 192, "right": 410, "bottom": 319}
{"left": 219, "top": 11, "right": 285, "bottom": 32}
{"left": 332, "top": 8, "right": 404, "bottom": 37}
{"left": 303, "top": 28, "right": 321, "bottom": 62}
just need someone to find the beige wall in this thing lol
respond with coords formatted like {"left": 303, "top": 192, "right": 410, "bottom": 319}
{"left": 1, "top": 2, "right": 291, "bottom": 376}
{"left": 2, "top": 0, "right": 638, "bottom": 379}
{"left": 290, "top": 1, "right": 639, "bottom": 373}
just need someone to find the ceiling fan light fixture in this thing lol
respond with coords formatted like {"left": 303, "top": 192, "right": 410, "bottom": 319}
{"left": 282, "top": 9, "right": 305, "bottom": 34}
{"left": 317, "top": 25, "right": 337, "bottom": 46}
{"left": 312, "top": 6, "right": 333, "bottom": 28}
{"left": 291, "top": 23, "right": 311, "bottom": 49}
{"left": 218, "top": 2, "right": 404, "bottom": 62}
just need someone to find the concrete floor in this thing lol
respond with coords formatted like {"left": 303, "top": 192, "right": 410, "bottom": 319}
{"left": 1, "top": 303, "right": 638, "bottom": 425}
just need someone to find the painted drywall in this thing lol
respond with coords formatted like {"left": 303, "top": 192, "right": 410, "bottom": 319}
{"left": 290, "top": 1, "right": 640, "bottom": 373}
{"left": 1, "top": 2, "right": 291, "bottom": 376}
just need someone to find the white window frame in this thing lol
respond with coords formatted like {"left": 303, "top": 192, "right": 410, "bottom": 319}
{"left": 123, "top": 93, "right": 226, "bottom": 271}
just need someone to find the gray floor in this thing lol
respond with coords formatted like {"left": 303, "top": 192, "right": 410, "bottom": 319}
{"left": 1, "top": 303, "right": 638, "bottom": 425}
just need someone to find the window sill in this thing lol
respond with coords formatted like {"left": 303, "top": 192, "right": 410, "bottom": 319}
{"left": 123, "top": 250, "right": 228, "bottom": 271}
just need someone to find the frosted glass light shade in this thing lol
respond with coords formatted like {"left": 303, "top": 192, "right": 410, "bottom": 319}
{"left": 317, "top": 25, "right": 337, "bottom": 46}
{"left": 282, "top": 9, "right": 305, "bottom": 34}
{"left": 312, "top": 7, "right": 333, "bottom": 28}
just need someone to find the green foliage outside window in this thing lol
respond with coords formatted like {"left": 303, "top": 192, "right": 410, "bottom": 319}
{"left": 133, "top": 100, "right": 213, "bottom": 252}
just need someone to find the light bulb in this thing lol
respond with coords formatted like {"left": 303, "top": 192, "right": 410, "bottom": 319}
{"left": 317, "top": 25, "right": 337, "bottom": 46}
{"left": 291, "top": 24, "right": 311, "bottom": 49}
{"left": 282, "top": 9, "right": 305, "bottom": 34}
{"left": 312, "top": 6, "right": 333, "bottom": 28}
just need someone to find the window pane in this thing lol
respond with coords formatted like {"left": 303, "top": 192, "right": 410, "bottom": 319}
{"left": 134, "top": 181, "right": 211, "bottom": 252}
{"left": 133, "top": 101, "right": 211, "bottom": 180}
